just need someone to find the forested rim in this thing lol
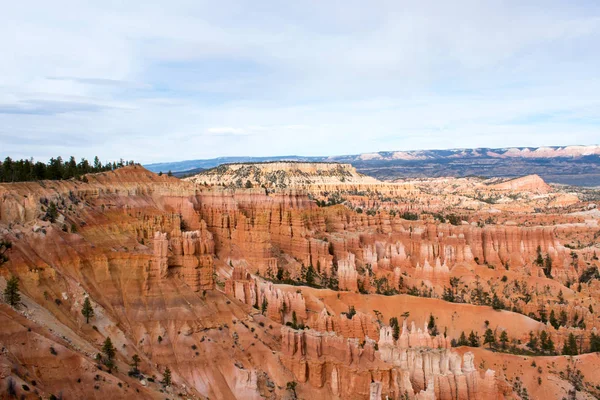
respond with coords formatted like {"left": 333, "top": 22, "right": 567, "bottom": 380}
{"left": 0, "top": 156, "right": 136, "bottom": 183}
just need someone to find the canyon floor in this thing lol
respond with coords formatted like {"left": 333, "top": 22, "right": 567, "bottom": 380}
{"left": 1, "top": 162, "right": 600, "bottom": 399}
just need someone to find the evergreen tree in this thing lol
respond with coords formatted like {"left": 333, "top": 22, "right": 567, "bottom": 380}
{"left": 540, "top": 331, "right": 552, "bottom": 352}
{"left": 527, "top": 331, "right": 539, "bottom": 351}
{"left": 491, "top": 293, "right": 505, "bottom": 310}
{"left": 81, "top": 297, "right": 94, "bottom": 323}
{"left": 0, "top": 156, "right": 129, "bottom": 183}
{"left": 46, "top": 202, "right": 58, "bottom": 223}
{"left": 562, "top": 333, "right": 578, "bottom": 356}
{"left": 568, "top": 333, "right": 578, "bottom": 355}
{"left": 538, "top": 304, "right": 547, "bottom": 323}
{"left": 389, "top": 317, "right": 400, "bottom": 341}
{"left": 590, "top": 333, "right": 600, "bottom": 352}
{"left": 549, "top": 310, "right": 559, "bottom": 329}
{"left": 261, "top": 297, "right": 268, "bottom": 315}
{"left": 0, "top": 239, "right": 11, "bottom": 266}
{"left": 557, "top": 290, "right": 565, "bottom": 304}
{"left": 499, "top": 330, "right": 509, "bottom": 349}
{"left": 94, "top": 156, "right": 101, "bottom": 170}
{"left": 458, "top": 331, "right": 468, "bottom": 346}
{"left": 292, "top": 311, "right": 298, "bottom": 329}
{"left": 3, "top": 275, "right": 20, "bottom": 307}
{"left": 483, "top": 328, "right": 496, "bottom": 348}
{"left": 468, "top": 331, "right": 480, "bottom": 347}
{"left": 162, "top": 366, "right": 172, "bottom": 386}
{"left": 535, "top": 246, "right": 544, "bottom": 266}
{"left": 102, "top": 337, "right": 116, "bottom": 361}
{"left": 427, "top": 314, "right": 438, "bottom": 336}
{"left": 305, "top": 265, "right": 316, "bottom": 286}
{"left": 543, "top": 254, "right": 552, "bottom": 278}
{"left": 559, "top": 310, "right": 568, "bottom": 327}
{"left": 131, "top": 354, "right": 141, "bottom": 373}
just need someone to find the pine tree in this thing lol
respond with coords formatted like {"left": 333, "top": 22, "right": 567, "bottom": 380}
{"left": 458, "top": 331, "right": 468, "bottom": 346}
{"left": 292, "top": 311, "right": 298, "bottom": 329}
{"left": 81, "top": 297, "right": 94, "bottom": 323}
{"left": 559, "top": 310, "right": 568, "bottom": 327}
{"left": 590, "top": 333, "right": 600, "bottom": 352}
{"left": 549, "top": 310, "right": 559, "bottom": 329}
{"left": 131, "top": 354, "right": 141, "bottom": 373}
{"left": 0, "top": 239, "right": 11, "bottom": 266}
{"left": 562, "top": 333, "right": 578, "bottom": 356}
{"left": 568, "top": 333, "right": 578, "bottom": 355}
{"left": 491, "top": 293, "right": 505, "bottom": 310}
{"left": 3, "top": 275, "right": 21, "bottom": 307}
{"left": 543, "top": 254, "right": 552, "bottom": 278}
{"left": 535, "top": 246, "right": 544, "bottom": 266}
{"left": 527, "top": 331, "right": 539, "bottom": 351}
{"left": 538, "top": 304, "right": 547, "bottom": 323}
{"left": 428, "top": 314, "right": 438, "bottom": 336}
{"left": 102, "top": 337, "right": 116, "bottom": 361}
{"left": 261, "top": 297, "right": 268, "bottom": 315}
{"left": 46, "top": 202, "right": 58, "bottom": 223}
{"left": 499, "top": 330, "right": 509, "bottom": 349}
{"left": 162, "top": 366, "right": 172, "bottom": 386}
{"left": 389, "top": 317, "right": 400, "bottom": 341}
{"left": 468, "top": 331, "right": 480, "bottom": 347}
{"left": 483, "top": 328, "right": 496, "bottom": 348}
{"left": 540, "top": 331, "right": 552, "bottom": 352}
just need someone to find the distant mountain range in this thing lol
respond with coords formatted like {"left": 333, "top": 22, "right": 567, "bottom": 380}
{"left": 145, "top": 145, "right": 600, "bottom": 186}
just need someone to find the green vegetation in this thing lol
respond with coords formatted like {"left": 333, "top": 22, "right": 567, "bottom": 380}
{"left": 389, "top": 317, "right": 400, "bottom": 341}
{"left": 0, "top": 156, "right": 135, "bottom": 182}
{"left": 562, "top": 333, "right": 579, "bottom": 356}
{"left": 100, "top": 337, "right": 117, "bottom": 371}
{"left": 0, "top": 240, "right": 11, "bottom": 266}
{"left": 343, "top": 305, "right": 357, "bottom": 320}
{"left": 468, "top": 331, "right": 480, "bottom": 347}
{"left": 130, "top": 354, "right": 141, "bottom": 375}
{"left": 427, "top": 314, "right": 438, "bottom": 336}
{"left": 81, "top": 297, "right": 95, "bottom": 324}
{"left": 483, "top": 329, "right": 496, "bottom": 348}
{"left": 399, "top": 211, "right": 419, "bottom": 220}
{"left": 261, "top": 297, "right": 268, "bottom": 315}
{"left": 162, "top": 366, "right": 172, "bottom": 386}
{"left": 3, "top": 275, "right": 21, "bottom": 307}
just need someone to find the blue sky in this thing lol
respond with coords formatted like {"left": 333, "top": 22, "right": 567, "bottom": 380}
{"left": 1, "top": 0, "right": 599, "bottom": 163}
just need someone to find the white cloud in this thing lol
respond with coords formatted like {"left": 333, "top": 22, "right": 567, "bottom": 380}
{"left": 206, "top": 127, "right": 248, "bottom": 136}
{"left": 0, "top": 1, "right": 599, "bottom": 163}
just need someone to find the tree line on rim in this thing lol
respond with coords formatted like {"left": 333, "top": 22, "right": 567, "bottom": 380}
{"left": 0, "top": 156, "right": 136, "bottom": 183}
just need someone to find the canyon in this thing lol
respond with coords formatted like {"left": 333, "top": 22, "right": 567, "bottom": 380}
{"left": 0, "top": 162, "right": 599, "bottom": 399}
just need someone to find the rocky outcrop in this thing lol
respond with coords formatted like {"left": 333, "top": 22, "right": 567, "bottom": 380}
{"left": 414, "top": 258, "right": 450, "bottom": 287}
{"left": 379, "top": 320, "right": 451, "bottom": 352}
{"left": 148, "top": 225, "right": 214, "bottom": 292}
{"left": 312, "top": 308, "right": 379, "bottom": 341}
{"left": 338, "top": 252, "right": 360, "bottom": 292}
{"left": 487, "top": 174, "right": 551, "bottom": 193}
{"left": 186, "top": 162, "right": 380, "bottom": 190}
{"left": 225, "top": 266, "right": 307, "bottom": 323}
{"left": 1, "top": 164, "right": 598, "bottom": 399}
{"left": 281, "top": 326, "right": 499, "bottom": 400}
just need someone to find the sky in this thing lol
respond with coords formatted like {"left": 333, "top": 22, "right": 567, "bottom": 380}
{"left": 1, "top": 1, "right": 599, "bottom": 164}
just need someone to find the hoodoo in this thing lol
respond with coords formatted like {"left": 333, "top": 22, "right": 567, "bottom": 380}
{"left": 0, "top": 163, "right": 599, "bottom": 399}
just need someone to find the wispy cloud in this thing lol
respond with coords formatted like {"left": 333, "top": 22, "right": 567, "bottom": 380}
{"left": 0, "top": 1, "right": 599, "bottom": 162}
{"left": 206, "top": 127, "right": 249, "bottom": 136}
